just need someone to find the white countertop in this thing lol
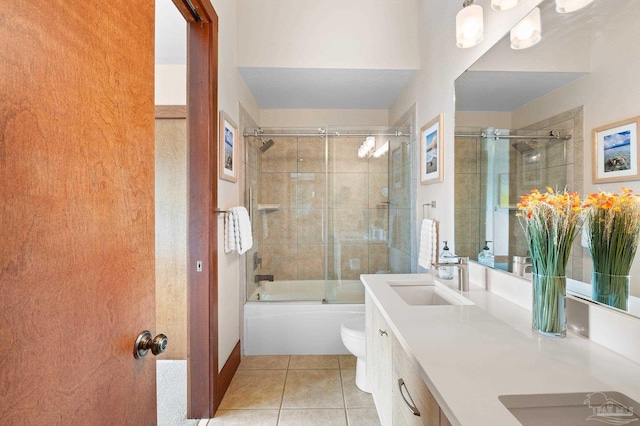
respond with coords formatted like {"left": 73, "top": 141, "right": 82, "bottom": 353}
{"left": 361, "top": 273, "right": 640, "bottom": 426}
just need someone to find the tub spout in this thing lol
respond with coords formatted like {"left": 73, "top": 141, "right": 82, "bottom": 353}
{"left": 255, "top": 274, "right": 274, "bottom": 283}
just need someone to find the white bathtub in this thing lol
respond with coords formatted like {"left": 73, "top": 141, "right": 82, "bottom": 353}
{"left": 248, "top": 279, "right": 364, "bottom": 302}
{"left": 244, "top": 280, "right": 365, "bottom": 355}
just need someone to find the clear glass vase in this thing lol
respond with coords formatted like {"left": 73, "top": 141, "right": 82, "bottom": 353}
{"left": 592, "top": 272, "right": 630, "bottom": 311}
{"left": 532, "top": 274, "right": 566, "bottom": 338}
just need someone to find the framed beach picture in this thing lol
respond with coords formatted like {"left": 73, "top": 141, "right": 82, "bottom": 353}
{"left": 593, "top": 116, "right": 640, "bottom": 183}
{"left": 219, "top": 111, "right": 238, "bottom": 183}
{"left": 420, "top": 113, "right": 444, "bottom": 184}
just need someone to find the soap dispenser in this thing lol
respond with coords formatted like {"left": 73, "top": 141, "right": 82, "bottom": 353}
{"left": 478, "top": 241, "right": 495, "bottom": 267}
{"left": 438, "top": 241, "right": 455, "bottom": 280}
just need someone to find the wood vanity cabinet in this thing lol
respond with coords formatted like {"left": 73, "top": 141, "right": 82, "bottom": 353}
{"left": 366, "top": 292, "right": 393, "bottom": 425}
{"left": 366, "top": 293, "right": 453, "bottom": 426}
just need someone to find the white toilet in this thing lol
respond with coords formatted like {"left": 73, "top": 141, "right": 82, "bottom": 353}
{"left": 340, "top": 314, "right": 371, "bottom": 393}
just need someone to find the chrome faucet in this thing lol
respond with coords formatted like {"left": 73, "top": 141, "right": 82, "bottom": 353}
{"left": 512, "top": 255, "right": 532, "bottom": 278}
{"left": 432, "top": 257, "right": 469, "bottom": 291}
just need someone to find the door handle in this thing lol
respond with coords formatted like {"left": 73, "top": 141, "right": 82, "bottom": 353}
{"left": 134, "top": 330, "right": 168, "bottom": 359}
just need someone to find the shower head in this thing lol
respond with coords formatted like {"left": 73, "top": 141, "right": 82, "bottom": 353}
{"left": 511, "top": 141, "right": 535, "bottom": 153}
{"left": 259, "top": 139, "right": 275, "bottom": 153}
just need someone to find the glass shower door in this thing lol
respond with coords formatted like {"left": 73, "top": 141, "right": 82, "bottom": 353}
{"left": 324, "top": 127, "right": 411, "bottom": 303}
{"left": 387, "top": 131, "right": 413, "bottom": 273}
{"left": 245, "top": 126, "right": 412, "bottom": 304}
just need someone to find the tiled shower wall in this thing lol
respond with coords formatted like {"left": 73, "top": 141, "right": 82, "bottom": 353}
{"left": 244, "top": 131, "right": 412, "bottom": 295}
{"left": 454, "top": 106, "right": 585, "bottom": 278}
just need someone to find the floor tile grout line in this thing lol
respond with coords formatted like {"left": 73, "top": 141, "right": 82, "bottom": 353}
{"left": 276, "top": 357, "right": 292, "bottom": 425}
{"left": 339, "top": 366, "right": 349, "bottom": 425}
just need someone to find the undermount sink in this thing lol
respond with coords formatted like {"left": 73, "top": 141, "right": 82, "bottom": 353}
{"left": 388, "top": 281, "right": 474, "bottom": 306}
{"left": 499, "top": 392, "right": 640, "bottom": 426}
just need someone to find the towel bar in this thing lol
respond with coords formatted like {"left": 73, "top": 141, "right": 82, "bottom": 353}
{"left": 422, "top": 201, "right": 436, "bottom": 219}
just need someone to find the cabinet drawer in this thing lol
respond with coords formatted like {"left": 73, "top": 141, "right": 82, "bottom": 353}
{"left": 392, "top": 334, "right": 439, "bottom": 426}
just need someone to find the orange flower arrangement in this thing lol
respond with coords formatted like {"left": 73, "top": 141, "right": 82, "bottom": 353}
{"left": 517, "top": 187, "right": 584, "bottom": 336}
{"left": 583, "top": 187, "right": 640, "bottom": 309}
{"left": 517, "top": 187, "right": 583, "bottom": 276}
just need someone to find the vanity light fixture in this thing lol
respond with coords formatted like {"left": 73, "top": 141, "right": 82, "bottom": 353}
{"left": 510, "top": 7, "right": 541, "bottom": 49}
{"left": 555, "top": 0, "right": 594, "bottom": 13}
{"left": 491, "top": 0, "right": 520, "bottom": 11}
{"left": 456, "top": 0, "right": 484, "bottom": 48}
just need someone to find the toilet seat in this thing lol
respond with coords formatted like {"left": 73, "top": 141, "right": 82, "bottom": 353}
{"left": 341, "top": 315, "right": 365, "bottom": 339}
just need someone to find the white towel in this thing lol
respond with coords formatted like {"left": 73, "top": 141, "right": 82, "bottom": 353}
{"left": 418, "top": 219, "right": 437, "bottom": 269}
{"left": 224, "top": 206, "right": 253, "bottom": 254}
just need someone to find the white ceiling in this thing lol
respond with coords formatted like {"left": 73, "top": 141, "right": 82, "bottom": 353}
{"left": 238, "top": 67, "right": 416, "bottom": 109}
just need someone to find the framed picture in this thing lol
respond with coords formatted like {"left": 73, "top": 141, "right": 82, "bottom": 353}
{"left": 420, "top": 113, "right": 444, "bottom": 184}
{"left": 593, "top": 116, "right": 640, "bottom": 183}
{"left": 219, "top": 111, "right": 238, "bottom": 183}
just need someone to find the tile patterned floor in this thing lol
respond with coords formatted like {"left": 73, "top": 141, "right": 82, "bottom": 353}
{"left": 207, "top": 355, "right": 380, "bottom": 426}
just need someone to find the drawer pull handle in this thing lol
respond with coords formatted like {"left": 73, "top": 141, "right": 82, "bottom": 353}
{"left": 378, "top": 329, "right": 388, "bottom": 336}
{"left": 398, "top": 378, "right": 421, "bottom": 417}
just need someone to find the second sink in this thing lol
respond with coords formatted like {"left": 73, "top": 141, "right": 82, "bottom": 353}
{"left": 389, "top": 281, "right": 474, "bottom": 306}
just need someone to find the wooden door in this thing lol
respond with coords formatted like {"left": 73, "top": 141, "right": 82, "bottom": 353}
{"left": 0, "top": 1, "right": 157, "bottom": 424}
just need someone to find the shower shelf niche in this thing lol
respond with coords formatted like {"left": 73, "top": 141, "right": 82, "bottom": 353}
{"left": 257, "top": 204, "right": 280, "bottom": 211}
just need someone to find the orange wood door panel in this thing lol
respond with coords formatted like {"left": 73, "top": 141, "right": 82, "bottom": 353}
{"left": 0, "top": 1, "right": 157, "bottom": 424}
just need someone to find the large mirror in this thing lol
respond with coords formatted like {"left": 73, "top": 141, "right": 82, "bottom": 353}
{"left": 454, "top": 0, "right": 640, "bottom": 318}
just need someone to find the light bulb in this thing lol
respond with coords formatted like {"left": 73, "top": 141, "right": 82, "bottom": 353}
{"left": 515, "top": 21, "right": 534, "bottom": 40}
{"left": 510, "top": 7, "right": 541, "bottom": 50}
{"left": 456, "top": 3, "right": 484, "bottom": 48}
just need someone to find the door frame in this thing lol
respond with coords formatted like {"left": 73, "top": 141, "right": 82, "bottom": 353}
{"left": 170, "top": 0, "right": 221, "bottom": 418}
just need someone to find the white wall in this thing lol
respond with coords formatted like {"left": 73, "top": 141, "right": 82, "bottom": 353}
{"left": 237, "top": 0, "right": 419, "bottom": 70}
{"left": 213, "top": 0, "right": 260, "bottom": 372}
{"left": 390, "top": 0, "right": 543, "bottom": 256}
{"left": 455, "top": 111, "right": 512, "bottom": 129}
{"left": 155, "top": 65, "right": 187, "bottom": 105}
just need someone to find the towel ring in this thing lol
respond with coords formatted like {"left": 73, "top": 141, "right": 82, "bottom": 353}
{"left": 422, "top": 201, "right": 436, "bottom": 219}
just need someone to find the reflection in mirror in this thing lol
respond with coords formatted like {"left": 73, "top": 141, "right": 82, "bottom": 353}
{"left": 453, "top": 0, "right": 640, "bottom": 318}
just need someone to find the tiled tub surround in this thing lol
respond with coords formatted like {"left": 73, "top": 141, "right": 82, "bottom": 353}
{"left": 255, "top": 135, "right": 387, "bottom": 284}
{"left": 208, "top": 355, "right": 380, "bottom": 426}
{"left": 362, "top": 271, "right": 640, "bottom": 426}
{"left": 247, "top": 132, "right": 411, "bottom": 297}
